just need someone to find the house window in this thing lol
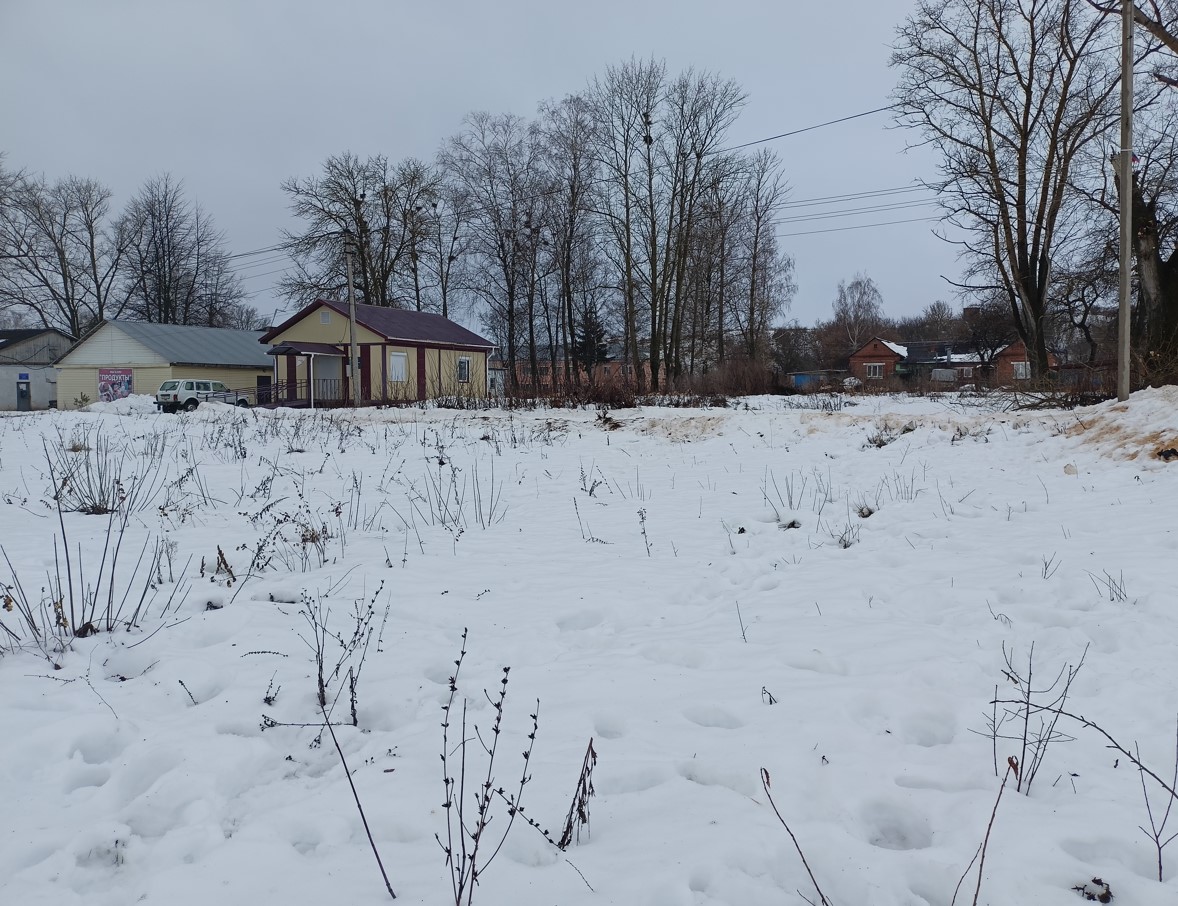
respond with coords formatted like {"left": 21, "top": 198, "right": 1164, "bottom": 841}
{"left": 958, "top": 367, "right": 973, "bottom": 379}
{"left": 1013, "top": 361, "right": 1031, "bottom": 380}
{"left": 865, "top": 363, "right": 884, "bottom": 379}
{"left": 320, "top": 310, "right": 331, "bottom": 324}
{"left": 389, "top": 351, "right": 408, "bottom": 382}
{"left": 457, "top": 356, "right": 471, "bottom": 383}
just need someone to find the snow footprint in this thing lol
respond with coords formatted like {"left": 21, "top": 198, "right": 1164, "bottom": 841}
{"left": 556, "top": 609, "right": 603, "bottom": 631}
{"left": 593, "top": 713, "right": 627, "bottom": 739}
{"left": 896, "top": 706, "right": 957, "bottom": 746}
{"left": 682, "top": 704, "right": 744, "bottom": 730}
{"left": 676, "top": 759, "right": 758, "bottom": 797}
{"left": 860, "top": 798, "right": 933, "bottom": 850}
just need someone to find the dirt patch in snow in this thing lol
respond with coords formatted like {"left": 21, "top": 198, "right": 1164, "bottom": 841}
{"left": 1065, "top": 392, "right": 1178, "bottom": 461}
{"left": 631, "top": 414, "right": 729, "bottom": 442}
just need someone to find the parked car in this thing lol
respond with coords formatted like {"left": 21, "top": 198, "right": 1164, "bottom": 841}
{"left": 156, "top": 379, "right": 250, "bottom": 413}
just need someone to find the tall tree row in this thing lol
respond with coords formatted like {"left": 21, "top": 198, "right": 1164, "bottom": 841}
{"left": 281, "top": 58, "right": 798, "bottom": 391}
{"left": 0, "top": 158, "right": 257, "bottom": 335}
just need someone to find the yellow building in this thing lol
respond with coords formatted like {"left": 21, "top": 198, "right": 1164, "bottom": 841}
{"left": 55, "top": 321, "right": 273, "bottom": 409}
{"left": 260, "top": 299, "right": 495, "bottom": 405}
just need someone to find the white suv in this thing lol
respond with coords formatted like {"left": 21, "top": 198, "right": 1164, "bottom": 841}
{"left": 156, "top": 379, "right": 251, "bottom": 413}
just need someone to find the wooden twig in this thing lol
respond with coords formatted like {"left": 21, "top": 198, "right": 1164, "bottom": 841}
{"left": 323, "top": 706, "right": 396, "bottom": 899}
{"left": 760, "top": 767, "right": 833, "bottom": 906}
{"left": 952, "top": 757, "right": 1015, "bottom": 906}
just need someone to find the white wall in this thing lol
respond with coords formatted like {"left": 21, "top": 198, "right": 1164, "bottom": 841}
{"left": 0, "top": 365, "right": 59, "bottom": 410}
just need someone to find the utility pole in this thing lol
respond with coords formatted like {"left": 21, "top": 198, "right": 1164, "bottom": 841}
{"left": 343, "top": 228, "right": 362, "bottom": 407}
{"left": 1117, "top": 0, "right": 1134, "bottom": 402}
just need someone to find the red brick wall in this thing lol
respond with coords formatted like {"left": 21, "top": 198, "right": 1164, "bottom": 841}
{"left": 847, "top": 339, "right": 902, "bottom": 384}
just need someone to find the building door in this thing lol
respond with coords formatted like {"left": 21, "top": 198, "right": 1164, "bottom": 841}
{"left": 256, "top": 374, "right": 272, "bottom": 405}
{"left": 16, "top": 381, "right": 31, "bottom": 411}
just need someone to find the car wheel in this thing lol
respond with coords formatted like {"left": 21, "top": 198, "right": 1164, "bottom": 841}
{"left": 183, "top": 398, "right": 199, "bottom": 412}
{"left": 236, "top": 399, "right": 250, "bottom": 408}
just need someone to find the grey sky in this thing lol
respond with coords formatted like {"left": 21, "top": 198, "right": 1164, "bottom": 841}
{"left": 0, "top": 0, "right": 960, "bottom": 328}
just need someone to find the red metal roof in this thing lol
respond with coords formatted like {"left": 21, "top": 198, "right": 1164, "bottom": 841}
{"left": 261, "top": 300, "right": 495, "bottom": 350}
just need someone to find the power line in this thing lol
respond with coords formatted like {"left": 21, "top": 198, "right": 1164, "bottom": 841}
{"left": 235, "top": 266, "right": 293, "bottom": 283}
{"left": 774, "top": 214, "right": 939, "bottom": 239}
{"left": 715, "top": 105, "right": 896, "bottom": 155}
{"left": 779, "top": 185, "right": 928, "bottom": 210}
{"left": 774, "top": 199, "right": 938, "bottom": 226}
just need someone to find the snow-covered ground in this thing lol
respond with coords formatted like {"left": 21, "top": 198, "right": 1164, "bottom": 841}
{"left": 1, "top": 389, "right": 1177, "bottom": 905}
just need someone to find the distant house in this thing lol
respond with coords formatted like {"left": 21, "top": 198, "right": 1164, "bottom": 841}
{"left": 847, "top": 335, "right": 1062, "bottom": 389}
{"left": 259, "top": 299, "right": 495, "bottom": 405}
{"left": 0, "top": 328, "right": 74, "bottom": 411}
{"left": 55, "top": 321, "right": 273, "bottom": 409}
{"left": 848, "top": 337, "right": 983, "bottom": 388}
{"left": 893, "top": 340, "right": 982, "bottom": 384}
{"left": 847, "top": 338, "right": 909, "bottom": 385}
{"left": 993, "top": 339, "right": 1057, "bottom": 385}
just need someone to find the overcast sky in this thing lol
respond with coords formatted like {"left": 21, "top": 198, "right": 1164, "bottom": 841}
{"left": 0, "top": 0, "right": 962, "bottom": 328}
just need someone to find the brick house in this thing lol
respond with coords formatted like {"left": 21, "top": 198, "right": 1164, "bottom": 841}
{"left": 848, "top": 337, "right": 986, "bottom": 388}
{"left": 993, "top": 339, "right": 1057, "bottom": 385}
{"left": 847, "top": 338, "right": 907, "bottom": 385}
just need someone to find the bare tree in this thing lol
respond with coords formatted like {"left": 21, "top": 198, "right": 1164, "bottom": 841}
{"left": 441, "top": 111, "right": 546, "bottom": 391}
{"left": 893, "top": 0, "right": 1122, "bottom": 377}
{"left": 418, "top": 178, "right": 469, "bottom": 319}
{"left": 0, "top": 172, "right": 128, "bottom": 336}
{"left": 120, "top": 173, "right": 248, "bottom": 327}
{"left": 831, "top": 272, "right": 885, "bottom": 353}
{"left": 538, "top": 93, "right": 600, "bottom": 386}
{"left": 963, "top": 293, "right": 1019, "bottom": 368}
{"left": 1112, "top": 102, "right": 1178, "bottom": 361}
{"left": 280, "top": 153, "right": 439, "bottom": 309}
{"left": 587, "top": 57, "right": 665, "bottom": 390}
{"left": 1089, "top": 2, "right": 1178, "bottom": 83}
{"left": 688, "top": 155, "right": 746, "bottom": 369}
{"left": 731, "top": 149, "right": 794, "bottom": 359}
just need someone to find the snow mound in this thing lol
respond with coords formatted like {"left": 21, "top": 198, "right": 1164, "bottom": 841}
{"left": 1064, "top": 386, "right": 1178, "bottom": 461}
{"left": 83, "top": 394, "right": 159, "bottom": 416}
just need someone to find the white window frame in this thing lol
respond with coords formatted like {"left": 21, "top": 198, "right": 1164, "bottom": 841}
{"left": 958, "top": 366, "right": 973, "bottom": 379}
{"left": 457, "top": 356, "right": 471, "bottom": 383}
{"left": 319, "top": 310, "right": 332, "bottom": 324}
{"left": 389, "top": 351, "right": 408, "bottom": 383}
{"left": 865, "top": 362, "right": 884, "bottom": 379}
{"left": 1013, "top": 361, "right": 1031, "bottom": 380}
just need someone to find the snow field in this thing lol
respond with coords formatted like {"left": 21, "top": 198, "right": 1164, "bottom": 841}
{"left": 0, "top": 390, "right": 1176, "bottom": 905}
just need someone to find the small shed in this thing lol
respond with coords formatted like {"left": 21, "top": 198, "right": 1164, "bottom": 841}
{"left": 785, "top": 370, "right": 847, "bottom": 391}
{"left": 0, "top": 328, "right": 74, "bottom": 411}
{"left": 259, "top": 299, "right": 495, "bottom": 405}
{"left": 55, "top": 321, "right": 273, "bottom": 409}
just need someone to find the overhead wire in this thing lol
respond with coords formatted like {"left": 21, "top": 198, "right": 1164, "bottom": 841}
{"left": 713, "top": 104, "right": 897, "bottom": 155}
{"left": 774, "top": 215, "right": 940, "bottom": 239}
{"left": 773, "top": 199, "right": 939, "bottom": 225}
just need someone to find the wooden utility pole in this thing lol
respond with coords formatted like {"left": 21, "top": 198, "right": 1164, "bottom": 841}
{"left": 344, "top": 228, "right": 362, "bottom": 407}
{"left": 1118, "top": 0, "right": 1134, "bottom": 402}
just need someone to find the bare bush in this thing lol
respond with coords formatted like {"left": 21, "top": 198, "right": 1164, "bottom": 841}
{"left": 437, "top": 629, "right": 539, "bottom": 906}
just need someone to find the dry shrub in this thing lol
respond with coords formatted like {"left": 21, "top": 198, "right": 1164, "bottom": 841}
{"left": 673, "top": 357, "right": 778, "bottom": 397}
